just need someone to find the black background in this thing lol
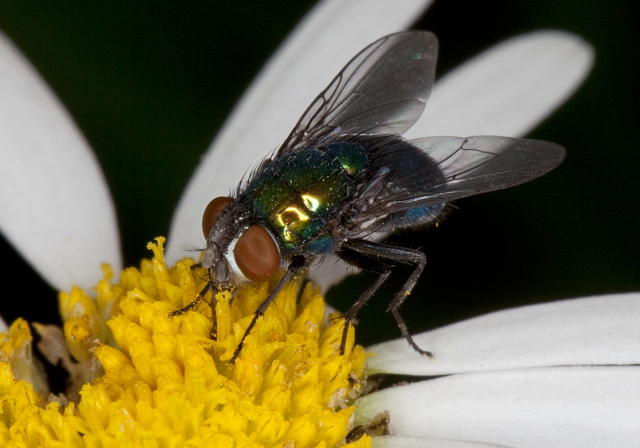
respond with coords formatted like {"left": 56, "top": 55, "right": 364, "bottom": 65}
{"left": 1, "top": 0, "right": 638, "bottom": 348}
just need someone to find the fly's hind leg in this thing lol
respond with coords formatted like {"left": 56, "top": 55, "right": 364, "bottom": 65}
{"left": 340, "top": 239, "right": 433, "bottom": 359}
{"left": 336, "top": 244, "right": 391, "bottom": 355}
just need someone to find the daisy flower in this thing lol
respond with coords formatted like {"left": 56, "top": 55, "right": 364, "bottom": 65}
{"left": 2, "top": 0, "right": 637, "bottom": 447}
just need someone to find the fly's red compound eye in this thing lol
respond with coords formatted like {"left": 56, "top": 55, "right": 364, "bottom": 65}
{"left": 202, "top": 196, "right": 232, "bottom": 237}
{"left": 234, "top": 225, "right": 280, "bottom": 282}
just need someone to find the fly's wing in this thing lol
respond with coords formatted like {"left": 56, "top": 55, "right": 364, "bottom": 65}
{"left": 276, "top": 31, "right": 438, "bottom": 157}
{"left": 353, "top": 136, "right": 566, "bottom": 223}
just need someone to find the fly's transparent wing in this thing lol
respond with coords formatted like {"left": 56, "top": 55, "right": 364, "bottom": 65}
{"left": 277, "top": 31, "right": 438, "bottom": 156}
{"left": 354, "top": 135, "right": 566, "bottom": 222}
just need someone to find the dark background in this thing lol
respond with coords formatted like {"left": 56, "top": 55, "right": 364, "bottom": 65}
{"left": 1, "top": 1, "right": 638, "bottom": 348}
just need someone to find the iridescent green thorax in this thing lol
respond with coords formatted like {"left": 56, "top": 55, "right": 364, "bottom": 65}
{"left": 324, "top": 142, "right": 368, "bottom": 175}
{"left": 242, "top": 143, "right": 367, "bottom": 253}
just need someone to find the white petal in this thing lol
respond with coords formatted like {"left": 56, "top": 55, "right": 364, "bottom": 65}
{"left": 357, "top": 366, "right": 640, "bottom": 447}
{"left": 368, "top": 293, "right": 640, "bottom": 375}
{"left": 407, "top": 31, "right": 594, "bottom": 138}
{"left": 167, "top": 0, "right": 433, "bottom": 263}
{"left": 374, "top": 435, "right": 514, "bottom": 448}
{"left": 0, "top": 32, "right": 121, "bottom": 291}
{"left": 0, "top": 315, "right": 7, "bottom": 332}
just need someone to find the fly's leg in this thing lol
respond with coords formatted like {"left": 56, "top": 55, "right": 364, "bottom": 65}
{"left": 230, "top": 255, "right": 307, "bottom": 364}
{"left": 336, "top": 245, "right": 391, "bottom": 355}
{"left": 169, "top": 262, "right": 207, "bottom": 317}
{"left": 170, "top": 264, "right": 219, "bottom": 340}
{"left": 340, "top": 239, "right": 433, "bottom": 359}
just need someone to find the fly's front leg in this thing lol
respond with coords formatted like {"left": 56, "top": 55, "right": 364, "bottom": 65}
{"left": 169, "top": 262, "right": 209, "bottom": 317}
{"left": 341, "top": 239, "right": 433, "bottom": 359}
{"left": 170, "top": 282, "right": 219, "bottom": 339}
{"left": 170, "top": 264, "right": 218, "bottom": 340}
{"left": 230, "top": 255, "right": 307, "bottom": 364}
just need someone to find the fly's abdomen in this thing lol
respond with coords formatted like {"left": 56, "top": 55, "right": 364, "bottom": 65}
{"left": 382, "top": 203, "right": 446, "bottom": 230}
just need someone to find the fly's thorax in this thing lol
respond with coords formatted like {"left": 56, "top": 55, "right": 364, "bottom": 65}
{"left": 241, "top": 145, "right": 367, "bottom": 254}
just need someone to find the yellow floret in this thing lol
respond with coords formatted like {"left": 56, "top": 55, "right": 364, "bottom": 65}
{"left": 0, "top": 238, "right": 370, "bottom": 447}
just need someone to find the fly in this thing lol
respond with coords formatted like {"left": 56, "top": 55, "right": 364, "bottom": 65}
{"left": 177, "top": 31, "right": 566, "bottom": 363}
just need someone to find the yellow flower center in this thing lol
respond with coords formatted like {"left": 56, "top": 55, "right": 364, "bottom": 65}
{"left": 0, "top": 237, "right": 370, "bottom": 448}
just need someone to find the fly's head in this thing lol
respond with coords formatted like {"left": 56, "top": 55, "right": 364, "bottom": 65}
{"left": 201, "top": 197, "right": 281, "bottom": 288}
